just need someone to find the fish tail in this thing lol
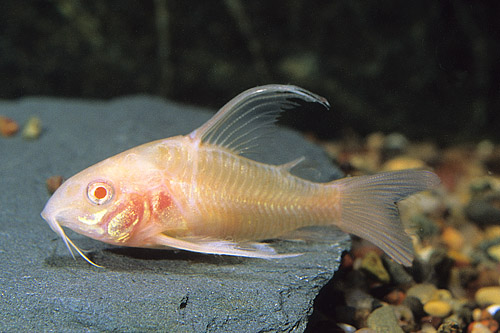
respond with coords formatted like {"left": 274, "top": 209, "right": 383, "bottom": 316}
{"left": 333, "top": 170, "right": 440, "bottom": 266}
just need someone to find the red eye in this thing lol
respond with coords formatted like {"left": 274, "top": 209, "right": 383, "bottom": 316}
{"left": 94, "top": 186, "right": 108, "bottom": 199}
{"left": 87, "top": 181, "right": 114, "bottom": 205}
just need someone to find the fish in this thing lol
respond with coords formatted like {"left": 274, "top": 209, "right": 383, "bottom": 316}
{"left": 41, "top": 84, "right": 440, "bottom": 267}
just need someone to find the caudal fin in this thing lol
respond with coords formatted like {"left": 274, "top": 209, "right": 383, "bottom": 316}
{"left": 334, "top": 170, "right": 440, "bottom": 266}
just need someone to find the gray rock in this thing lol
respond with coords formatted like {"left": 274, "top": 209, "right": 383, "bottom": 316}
{"left": 382, "top": 256, "right": 414, "bottom": 286}
{"left": 465, "top": 192, "right": 500, "bottom": 226}
{"left": 0, "top": 96, "right": 349, "bottom": 332}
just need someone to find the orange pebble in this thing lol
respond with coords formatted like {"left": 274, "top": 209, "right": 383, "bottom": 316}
{"left": 442, "top": 226, "right": 465, "bottom": 251}
{"left": 468, "top": 319, "right": 499, "bottom": 332}
{"left": 383, "top": 289, "right": 406, "bottom": 305}
{"left": 0, "top": 116, "right": 19, "bottom": 137}
{"left": 481, "top": 318, "right": 499, "bottom": 332}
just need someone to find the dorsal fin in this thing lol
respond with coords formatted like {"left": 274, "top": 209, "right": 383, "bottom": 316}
{"left": 189, "top": 84, "right": 330, "bottom": 155}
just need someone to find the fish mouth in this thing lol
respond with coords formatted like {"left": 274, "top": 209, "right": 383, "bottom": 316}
{"left": 41, "top": 209, "right": 103, "bottom": 268}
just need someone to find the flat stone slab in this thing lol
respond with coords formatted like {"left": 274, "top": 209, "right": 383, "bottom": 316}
{"left": 0, "top": 96, "right": 349, "bottom": 332}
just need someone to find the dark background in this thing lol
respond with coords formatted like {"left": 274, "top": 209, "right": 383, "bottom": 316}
{"left": 1, "top": 0, "right": 499, "bottom": 144}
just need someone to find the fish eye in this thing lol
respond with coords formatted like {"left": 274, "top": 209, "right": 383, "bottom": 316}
{"left": 87, "top": 181, "right": 114, "bottom": 205}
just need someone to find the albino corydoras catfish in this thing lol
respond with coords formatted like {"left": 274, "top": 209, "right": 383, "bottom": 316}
{"left": 41, "top": 85, "right": 439, "bottom": 267}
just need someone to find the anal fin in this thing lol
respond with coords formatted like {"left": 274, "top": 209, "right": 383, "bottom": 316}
{"left": 150, "top": 234, "right": 302, "bottom": 259}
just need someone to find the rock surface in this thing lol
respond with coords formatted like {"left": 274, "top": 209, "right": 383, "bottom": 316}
{"left": 0, "top": 96, "right": 348, "bottom": 332}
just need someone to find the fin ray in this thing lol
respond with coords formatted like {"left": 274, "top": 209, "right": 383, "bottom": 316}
{"left": 189, "top": 85, "right": 329, "bottom": 156}
{"left": 152, "top": 234, "right": 302, "bottom": 259}
{"left": 334, "top": 170, "right": 440, "bottom": 266}
{"left": 278, "top": 156, "right": 306, "bottom": 172}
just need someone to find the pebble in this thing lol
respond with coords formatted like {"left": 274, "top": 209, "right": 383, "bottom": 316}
{"left": 382, "top": 132, "right": 409, "bottom": 160}
{"left": 486, "top": 244, "right": 500, "bottom": 262}
{"left": 22, "top": 116, "right": 42, "bottom": 140}
{"left": 407, "top": 283, "right": 438, "bottom": 304}
{"left": 431, "top": 289, "right": 453, "bottom": 302}
{"left": 0, "top": 115, "right": 19, "bottom": 137}
{"left": 447, "top": 250, "right": 471, "bottom": 266}
{"left": 314, "top": 137, "right": 500, "bottom": 332}
{"left": 420, "top": 322, "right": 438, "bottom": 333}
{"left": 441, "top": 227, "right": 465, "bottom": 252}
{"left": 475, "top": 286, "right": 500, "bottom": 306}
{"left": 337, "top": 323, "right": 357, "bottom": 332}
{"left": 465, "top": 192, "right": 500, "bottom": 226}
{"left": 411, "top": 214, "right": 440, "bottom": 241}
{"left": 382, "top": 156, "right": 427, "bottom": 171}
{"left": 456, "top": 306, "right": 474, "bottom": 326}
{"left": 476, "top": 140, "right": 495, "bottom": 160}
{"left": 429, "top": 249, "right": 455, "bottom": 289}
{"left": 46, "top": 175, "right": 64, "bottom": 194}
{"left": 484, "top": 226, "right": 500, "bottom": 241}
{"left": 485, "top": 304, "right": 500, "bottom": 317}
{"left": 366, "top": 305, "right": 404, "bottom": 333}
{"left": 393, "top": 304, "right": 417, "bottom": 332}
{"left": 407, "top": 141, "right": 440, "bottom": 164}
{"left": 472, "top": 308, "right": 483, "bottom": 322}
{"left": 360, "top": 251, "right": 390, "bottom": 283}
{"left": 472, "top": 267, "right": 500, "bottom": 290}
{"left": 488, "top": 304, "right": 500, "bottom": 317}
{"left": 437, "top": 317, "right": 463, "bottom": 332}
{"left": 382, "top": 256, "right": 413, "bottom": 285}
{"left": 403, "top": 296, "right": 426, "bottom": 322}
{"left": 480, "top": 319, "right": 499, "bottom": 332}
{"left": 484, "top": 150, "right": 500, "bottom": 174}
{"left": 467, "top": 320, "right": 498, "bottom": 333}
{"left": 421, "top": 315, "right": 443, "bottom": 330}
{"left": 423, "top": 300, "right": 452, "bottom": 318}
{"left": 469, "top": 178, "right": 494, "bottom": 195}
{"left": 383, "top": 289, "right": 406, "bottom": 305}
{"left": 366, "top": 132, "right": 385, "bottom": 151}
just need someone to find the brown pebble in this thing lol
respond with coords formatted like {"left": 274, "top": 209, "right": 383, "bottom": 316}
{"left": 22, "top": 116, "right": 42, "bottom": 140}
{"left": 0, "top": 116, "right": 19, "bottom": 137}
{"left": 341, "top": 252, "right": 354, "bottom": 270}
{"left": 46, "top": 175, "right": 64, "bottom": 194}
{"left": 384, "top": 289, "right": 406, "bottom": 305}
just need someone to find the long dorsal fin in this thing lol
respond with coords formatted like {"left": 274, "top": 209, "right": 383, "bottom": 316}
{"left": 189, "top": 84, "right": 330, "bottom": 155}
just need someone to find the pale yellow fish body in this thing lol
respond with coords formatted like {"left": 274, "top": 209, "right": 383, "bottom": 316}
{"left": 41, "top": 85, "right": 439, "bottom": 267}
{"left": 142, "top": 136, "right": 337, "bottom": 241}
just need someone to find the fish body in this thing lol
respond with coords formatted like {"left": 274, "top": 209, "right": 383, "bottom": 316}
{"left": 41, "top": 85, "right": 439, "bottom": 266}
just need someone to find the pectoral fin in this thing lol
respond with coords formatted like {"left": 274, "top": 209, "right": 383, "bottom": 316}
{"left": 150, "top": 233, "right": 302, "bottom": 259}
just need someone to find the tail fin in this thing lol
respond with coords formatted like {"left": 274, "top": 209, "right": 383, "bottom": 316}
{"left": 334, "top": 170, "right": 440, "bottom": 266}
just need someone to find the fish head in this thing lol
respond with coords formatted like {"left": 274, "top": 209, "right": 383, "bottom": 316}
{"left": 41, "top": 151, "right": 167, "bottom": 262}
